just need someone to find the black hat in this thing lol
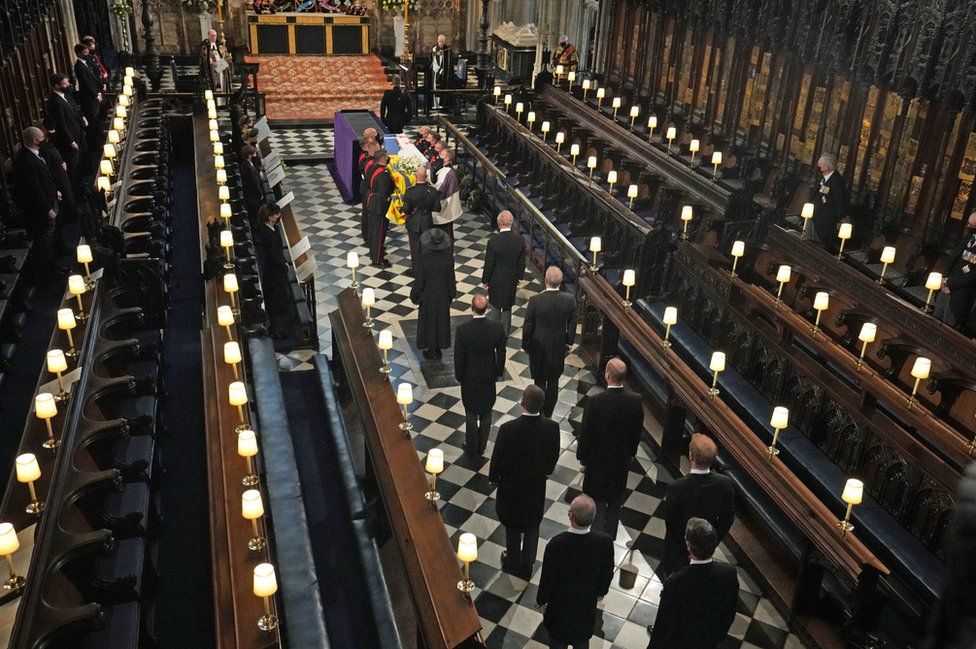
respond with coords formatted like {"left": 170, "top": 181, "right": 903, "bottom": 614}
{"left": 421, "top": 228, "right": 452, "bottom": 252}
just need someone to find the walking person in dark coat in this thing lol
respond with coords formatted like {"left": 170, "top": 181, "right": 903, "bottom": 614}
{"left": 577, "top": 358, "right": 644, "bottom": 541}
{"left": 255, "top": 204, "right": 291, "bottom": 339}
{"left": 73, "top": 43, "right": 101, "bottom": 145}
{"left": 523, "top": 266, "right": 577, "bottom": 417}
{"left": 660, "top": 433, "right": 735, "bottom": 578}
{"left": 455, "top": 294, "right": 507, "bottom": 456}
{"left": 46, "top": 73, "right": 86, "bottom": 189}
{"left": 482, "top": 210, "right": 526, "bottom": 335}
{"left": 13, "top": 127, "right": 60, "bottom": 266}
{"left": 410, "top": 228, "right": 456, "bottom": 359}
{"left": 240, "top": 145, "right": 265, "bottom": 230}
{"left": 537, "top": 494, "right": 614, "bottom": 648}
{"left": 811, "top": 152, "right": 849, "bottom": 253}
{"left": 647, "top": 518, "right": 739, "bottom": 649}
{"left": 380, "top": 75, "right": 412, "bottom": 134}
{"left": 489, "top": 385, "right": 560, "bottom": 578}
{"left": 401, "top": 166, "right": 440, "bottom": 271}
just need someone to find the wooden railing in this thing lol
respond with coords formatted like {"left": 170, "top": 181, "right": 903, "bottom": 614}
{"left": 194, "top": 113, "right": 282, "bottom": 649}
{"left": 329, "top": 287, "right": 483, "bottom": 649}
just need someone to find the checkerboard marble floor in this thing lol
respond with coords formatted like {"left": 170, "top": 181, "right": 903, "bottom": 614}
{"left": 268, "top": 127, "right": 334, "bottom": 159}
{"left": 274, "top": 126, "right": 806, "bottom": 649}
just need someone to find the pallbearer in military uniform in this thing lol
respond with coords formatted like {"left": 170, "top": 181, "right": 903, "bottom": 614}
{"left": 366, "top": 150, "right": 394, "bottom": 268}
{"left": 935, "top": 212, "right": 976, "bottom": 330}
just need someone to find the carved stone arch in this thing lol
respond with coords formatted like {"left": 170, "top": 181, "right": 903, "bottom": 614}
{"left": 748, "top": 343, "right": 787, "bottom": 402}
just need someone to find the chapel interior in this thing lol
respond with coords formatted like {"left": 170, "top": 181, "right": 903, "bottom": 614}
{"left": 0, "top": 0, "right": 973, "bottom": 648}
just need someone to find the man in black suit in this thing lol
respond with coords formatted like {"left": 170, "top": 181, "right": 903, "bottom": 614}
{"left": 46, "top": 73, "right": 85, "bottom": 188}
{"left": 811, "top": 152, "right": 849, "bottom": 253}
{"left": 13, "top": 127, "right": 60, "bottom": 264}
{"left": 538, "top": 494, "right": 614, "bottom": 648}
{"left": 489, "top": 385, "right": 559, "bottom": 578}
{"left": 577, "top": 358, "right": 644, "bottom": 540}
{"left": 660, "top": 433, "right": 735, "bottom": 578}
{"left": 240, "top": 145, "right": 265, "bottom": 230}
{"left": 73, "top": 43, "right": 101, "bottom": 144}
{"left": 367, "top": 150, "right": 395, "bottom": 268}
{"left": 647, "top": 518, "right": 739, "bottom": 649}
{"left": 482, "top": 210, "right": 526, "bottom": 335}
{"left": 935, "top": 211, "right": 976, "bottom": 330}
{"left": 523, "top": 266, "right": 577, "bottom": 417}
{"left": 455, "top": 294, "right": 507, "bottom": 455}
{"left": 255, "top": 203, "right": 291, "bottom": 339}
{"left": 401, "top": 166, "right": 440, "bottom": 271}
{"left": 380, "top": 75, "right": 412, "bottom": 134}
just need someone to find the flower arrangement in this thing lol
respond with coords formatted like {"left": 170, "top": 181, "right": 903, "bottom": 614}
{"left": 380, "top": 0, "right": 422, "bottom": 11}
{"left": 111, "top": 0, "right": 133, "bottom": 17}
{"left": 392, "top": 153, "right": 426, "bottom": 178}
{"left": 181, "top": 0, "right": 216, "bottom": 14}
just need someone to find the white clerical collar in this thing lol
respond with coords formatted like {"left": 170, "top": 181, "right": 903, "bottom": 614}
{"left": 822, "top": 170, "right": 833, "bottom": 183}
{"left": 521, "top": 411, "right": 541, "bottom": 417}
{"left": 607, "top": 384, "right": 623, "bottom": 389}
{"left": 544, "top": 287, "right": 560, "bottom": 292}
{"left": 473, "top": 314, "right": 486, "bottom": 319}
{"left": 568, "top": 526, "right": 591, "bottom": 535}
{"left": 499, "top": 228, "right": 511, "bottom": 232}
{"left": 690, "top": 558, "right": 714, "bottom": 565}
{"left": 690, "top": 468, "right": 710, "bottom": 475}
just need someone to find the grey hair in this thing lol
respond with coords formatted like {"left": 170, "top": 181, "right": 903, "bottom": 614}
{"left": 544, "top": 266, "right": 563, "bottom": 288}
{"left": 22, "top": 126, "right": 43, "bottom": 144}
{"left": 819, "top": 152, "right": 837, "bottom": 169}
{"left": 570, "top": 494, "right": 597, "bottom": 527}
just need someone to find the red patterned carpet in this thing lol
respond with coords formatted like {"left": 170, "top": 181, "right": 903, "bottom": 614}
{"left": 245, "top": 55, "right": 390, "bottom": 122}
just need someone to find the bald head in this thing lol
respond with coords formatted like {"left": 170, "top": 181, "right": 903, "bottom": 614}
{"left": 415, "top": 167, "right": 428, "bottom": 183}
{"left": 363, "top": 127, "right": 378, "bottom": 142}
{"left": 471, "top": 293, "right": 488, "bottom": 315}
{"left": 208, "top": 29, "right": 217, "bottom": 42}
{"left": 689, "top": 433, "right": 718, "bottom": 469}
{"left": 497, "top": 210, "right": 513, "bottom": 229}
{"left": 544, "top": 266, "right": 563, "bottom": 289}
{"left": 569, "top": 494, "right": 596, "bottom": 529}
{"left": 22, "top": 126, "right": 44, "bottom": 147}
{"left": 418, "top": 125, "right": 431, "bottom": 137}
{"left": 605, "top": 358, "right": 627, "bottom": 386}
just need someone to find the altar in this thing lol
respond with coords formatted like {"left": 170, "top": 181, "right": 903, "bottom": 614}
{"left": 247, "top": 12, "right": 369, "bottom": 55}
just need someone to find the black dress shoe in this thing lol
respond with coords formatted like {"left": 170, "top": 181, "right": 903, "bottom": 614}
{"left": 431, "top": 349, "right": 442, "bottom": 359}
{"left": 380, "top": 259, "right": 392, "bottom": 268}
{"left": 422, "top": 349, "right": 436, "bottom": 360}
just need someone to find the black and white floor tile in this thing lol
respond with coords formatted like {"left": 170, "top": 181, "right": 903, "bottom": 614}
{"left": 273, "top": 125, "right": 806, "bottom": 649}
{"left": 268, "top": 127, "right": 333, "bottom": 159}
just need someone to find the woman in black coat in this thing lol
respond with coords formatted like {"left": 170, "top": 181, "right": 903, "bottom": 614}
{"left": 410, "top": 229, "right": 456, "bottom": 359}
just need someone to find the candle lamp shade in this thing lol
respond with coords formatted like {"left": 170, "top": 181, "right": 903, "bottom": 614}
{"left": 596, "top": 88, "right": 605, "bottom": 99}
{"left": 0, "top": 522, "right": 23, "bottom": 591}
{"left": 622, "top": 269, "right": 636, "bottom": 287}
{"left": 217, "top": 305, "right": 235, "bottom": 327}
{"left": 911, "top": 357, "right": 931, "bottom": 379}
{"left": 925, "top": 272, "right": 943, "bottom": 291}
{"left": 103, "top": 143, "right": 116, "bottom": 159}
{"left": 814, "top": 292, "right": 830, "bottom": 311}
{"left": 627, "top": 185, "right": 638, "bottom": 199}
{"left": 220, "top": 203, "right": 232, "bottom": 220}
{"left": 99, "top": 159, "right": 113, "bottom": 176}
{"left": 555, "top": 64, "right": 564, "bottom": 76}
{"left": 589, "top": 237, "right": 601, "bottom": 254}
{"left": 504, "top": 94, "right": 512, "bottom": 106}
{"left": 689, "top": 139, "right": 700, "bottom": 153}
{"left": 208, "top": 118, "right": 218, "bottom": 132}
{"left": 612, "top": 97, "right": 622, "bottom": 109}
{"left": 568, "top": 71, "right": 576, "bottom": 83}
{"left": 35, "top": 393, "right": 57, "bottom": 420}
{"left": 648, "top": 115, "right": 658, "bottom": 130}
{"left": 570, "top": 144, "right": 580, "bottom": 157}
{"left": 77, "top": 244, "right": 93, "bottom": 265}
{"left": 224, "top": 341, "right": 242, "bottom": 366}
{"left": 107, "top": 130, "right": 120, "bottom": 145}
{"left": 858, "top": 322, "right": 877, "bottom": 343}
{"left": 776, "top": 265, "right": 792, "bottom": 283}
{"left": 116, "top": 105, "right": 127, "bottom": 118}
{"left": 630, "top": 105, "right": 640, "bottom": 118}
{"left": 218, "top": 184, "right": 229, "bottom": 200}
{"left": 118, "top": 93, "right": 129, "bottom": 107}
{"left": 582, "top": 80, "right": 591, "bottom": 90}
{"left": 113, "top": 116, "right": 125, "bottom": 131}
{"left": 555, "top": 132, "right": 565, "bottom": 145}
{"left": 681, "top": 205, "right": 693, "bottom": 221}
{"left": 709, "top": 351, "right": 726, "bottom": 372}
{"left": 731, "top": 241, "right": 745, "bottom": 257}
{"left": 57, "top": 308, "right": 76, "bottom": 331}
{"left": 527, "top": 111, "right": 536, "bottom": 125}
{"left": 586, "top": 156, "right": 597, "bottom": 169}
{"left": 223, "top": 273, "right": 239, "bottom": 294}
{"left": 214, "top": 155, "right": 225, "bottom": 170}
{"left": 541, "top": 121, "right": 550, "bottom": 134}
{"left": 15, "top": 454, "right": 42, "bottom": 515}
{"left": 666, "top": 127, "right": 677, "bottom": 140}
{"left": 606, "top": 170, "right": 617, "bottom": 186}
{"left": 209, "top": 129, "right": 219, "bottom": 143}
{"left": 46, "top": 349, "right": 68, "bottom": 376}
{"left": 238, "top": 428, "right": 258, "bottom": 457}
{"left": 456, "top": 532, "right": 478, "bottom": 594}
{"left": 397, "top": 383, "right": 413, "bottom": 432}
{"left": 838, "top": 223, "right": 853, "bottom": 239}
{"left": 711, "top": 151, "right": 722, "bottom": 165}
{"left": 842, "top": 479, "right": 864, "bottom": 505}
{"left": 493, "top": 85, "right": 501, "bottom": 97}
{"left": 229, "top": 381, "right": 248, "bottom": 407}
{"left": 425, "top": 448, "right": 444, "bottom": 475}
{"left": 770, "top": 406, "right": 789, "bottom": 430}
{"left": 663, "top": 307, "right": 678, "bottom": 325}
{"left": 515, "top": 102, "right": 524, "bottom": 114}
{"left": 204, "top": 89, "right": 214, "bottom": 100}
{"left": 96, "top": 176, "right": 111, "bottom": 193}
{"left": 216, "top": 169, "right": 228, "bottom": 185}
{"left": 68, "top": 274, "right": 86, "bottom": 297}
{"left": 880, "top": 246, "right": 896, "bottom": 264}
{"left": 361, "top": 287, "right": 375, "bottom": 307}
{"left": 253, "top": 562, "right": 279, "bottom": 631}
{"left": 378, "top": 329, "right": 393, "bottom": 350}
{"left": 220, "top": 230, "right": 234, "bottom": 249}
{"left": 347, "top": 252, "right": 360, "bottom": 269}
{"left": 214, "top": 141, "right": 224, "bottom": 156}
{"left": 208, "top": 106, "right": 218, "bottom": 120}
